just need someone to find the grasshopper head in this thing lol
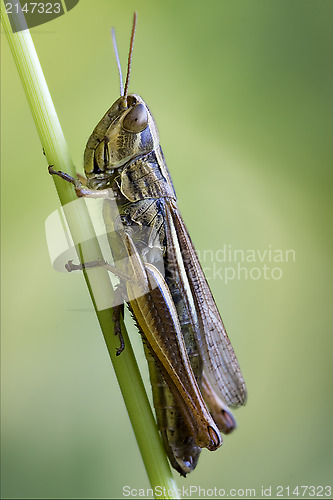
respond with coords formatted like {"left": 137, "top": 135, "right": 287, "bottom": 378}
{"left": 84, "top": 14, "right": 160, "bottom": 189}
{"left": 84, "top": 93, "right": 159, "bottom": 187}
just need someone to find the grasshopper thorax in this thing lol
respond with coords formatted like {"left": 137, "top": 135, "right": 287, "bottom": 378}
{"left": 84, "top": 93, "right": 160, "bottom": 189}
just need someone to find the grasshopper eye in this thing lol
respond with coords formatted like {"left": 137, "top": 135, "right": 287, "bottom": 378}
{"left": 122, "top": 103, "right": 148, "bottom": 133}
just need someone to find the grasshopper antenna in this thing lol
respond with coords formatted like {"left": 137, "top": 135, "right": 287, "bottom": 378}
{"left": 123, "top": 11, "right": 137, "bottom": 98}
{"left": 111, "top": 27, "right": 124, "bottom": 96}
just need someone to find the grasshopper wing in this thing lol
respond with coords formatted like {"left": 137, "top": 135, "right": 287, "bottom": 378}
{"left": 165, "top": 200, "right": 247, "bottom": 408}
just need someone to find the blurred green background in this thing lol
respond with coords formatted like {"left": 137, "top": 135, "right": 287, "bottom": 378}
{"left": 1, "top": 1, "right": 332, "bottom": 498}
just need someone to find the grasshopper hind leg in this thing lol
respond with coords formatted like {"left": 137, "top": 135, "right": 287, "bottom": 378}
{"left": 112, "top": 284, "right": 128, "bottom": 356}
{"left": 112, "top": 302, "right": 125, "bottom": 356}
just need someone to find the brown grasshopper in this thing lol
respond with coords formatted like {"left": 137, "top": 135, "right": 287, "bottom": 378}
{"left": 49, "top": 12, "right": 246, "bottom": 476}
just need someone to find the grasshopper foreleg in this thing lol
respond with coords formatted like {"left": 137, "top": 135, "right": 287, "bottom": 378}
{"left": 48, "top": 166, "right": 111, "bottom": 199}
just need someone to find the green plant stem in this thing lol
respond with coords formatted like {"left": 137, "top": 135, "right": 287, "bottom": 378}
{"left": 1, "top": 4, "right": 179, "bottom": 498}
